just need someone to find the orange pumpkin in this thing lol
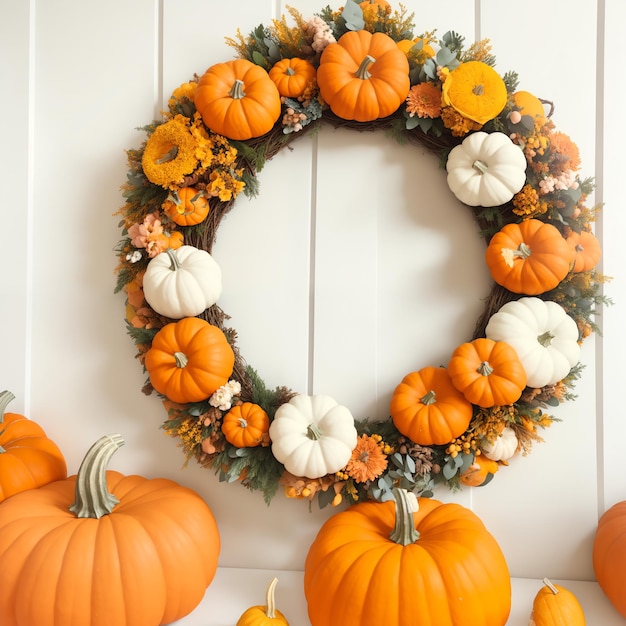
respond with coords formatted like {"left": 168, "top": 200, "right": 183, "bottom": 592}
{"left": 195, "top": 59, "right": 281, "bottom": 140}
{"left": 448, "top": 338, "right": 527, "bottom": 407}
{"left": 144, "top": 316, "right": 235, "bottom": 403}
{"left": 163, "top": 187, "right": 210, "bottom": 226}
{"left": 317, "top": 30, "right": 410, "bottom": 122}
{"left": 512, "top": 90, "right": 546, "bottom": 121}
{"left": 485, "top": 218, "right": 574, "bottom": 295}
{"left": 566, "top": 229, "right": 601, "bottom": 273}
{"left": 304, "top": 488, "right": 511, "bottom": 625}
{"left": 222, "top": 402, "right": 270, "bottom": 448}
{"left": 0, "top": 434, "right": 220, "bottom": 626}
{"left": 390, "top": 366, "right": 473, "bottom": 445}
{"left": 269, "top": 57, "right": 316, "bottom": 98}
{"left": 0, "top": 390, "right": 67, "bottom": 503}
{"left": 593, "top": 501, "right": 626, "bottom": 617}
{"left": 529, "top": 578, "right": 586, "bottom": 626}
{"left": 460, "top": 453, "right": 499, "bottom": 487}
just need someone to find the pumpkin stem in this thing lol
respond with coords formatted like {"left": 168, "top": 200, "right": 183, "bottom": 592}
{"left": 472, "top": 159, "right": 488, "bottom": 175}
{"left": 237, "top": 417, "right": 248, "bottom": 429}
{"left": 0, "top": 390, "right": 15, "bottom": 453}
{"left": 155, "top": 145, "right": 178, "bottom": 164}
{"left": 307, "top": 422, "right": 322, "bottom": 440}
{"left": 420, "top": 390, "right": 437, "bottom": 405}
{"left": 542, "top": 578, "right": 560, "bottom": 595}
{"left": 286, "top": 66, "right": 295, "bottom": 76}
{"left": 264, "top": 577, "right": 279, "bottom": 618}
{"left": 537, "top": 331, "right": 555, "bottom": 347}
{"left": 174, "top": 351, "right": 189, "bottom": 368}
{"left": 165, "top": 247, "right": 182, "bottom": 271}
{"left": 477, "top": 360, "right": 494, "bottom": 376}
{"left": 69, "top": 434, "right": 125, "bottom": 519}
{"left": 229, "top": 78, "right": 246, "bottom": 100}
{"left": 356, "top": 54, "right": 376, "bottom": 80}
{"left": 389, "top": 488, "right": 420, "bottom": 545}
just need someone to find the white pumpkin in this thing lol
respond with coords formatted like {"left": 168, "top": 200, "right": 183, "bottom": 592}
{"left": 143, "top": 245, "right": 222, "bottom": 319}
{"left": 482, "top": 426, "right": 518, "bottom": 461}
{"left": 446, "top": 131, "right": 527, "bottom": 207}
{"left": 485, "top": 297, "right": 580, "bottom": 389}
{"left": 269, "top": 394, "right": 358, "bottom": 479}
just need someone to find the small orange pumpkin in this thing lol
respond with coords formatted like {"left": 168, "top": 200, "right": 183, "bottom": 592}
{"left": 485, "top": 218, "right": 574, "bottom": 295}
{"left": 268, "top": 57, "right": 316, "bottom": 99}
{"left": 236, "top": 577, "right": 289, "bottom": 626}
{"left": 163, "top": 187, "right": 210, "bottom": 226}
{"left": 222, "top": 402, "right": 270, "bottom": 448}
{"left": 304, "top": 488, "right": 511, "bottom": 626}
{"left": 566, "top": 229, "right": 601, "bottom": 273}
{"left": 448, "top": 338, "right": 527, "bottom": 408}
{"left": 195, "top": 59, "right": 281, "bottom": 140}
{"left": 390, "top": 366, "right": 473, "bottom": 446}
{"left": 317, "top": 30, "right": 410, "bottom": 122}
{"left": 529, "top": 578, "right": 586, "bottom": 626}
{"left": 593, "top": 501, "right": 626, "bottom": 617}
{"left": 460, "top": 454, "right": 499, "bottom": 487}
{"left": 0, "top": 390, "right": 67, "bottom": 503}
{"left": 144, "top": 316, "right": 235, "bottom": 403}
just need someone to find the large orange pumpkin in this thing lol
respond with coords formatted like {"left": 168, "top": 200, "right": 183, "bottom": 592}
{"left": 317, "top": 30, "right": 410, "bottom": 122}
{"left": 304, "top": 488, "right": 511, "bottom": 625}
{"left": 485, "top": 218, "right": 574, "bottom": 295}
{"left": 390, "top": 366, "right": 473, "bottom": 445}
{"left": 593, "top": 501, "right": 626, "bottom": 617}
{"left": 448, "top": 338, "right": 527, "bottom": 407}
{"left": 0, "top": 434, "right": 220, "bottom": 626}
{"left": 0, "top": 390, "right": 67, "bottom": 503}
{"left": 195, "top": 59, "right": 281, "bottom": 140}
{"left": 144, "top": 316, "right": 235, "bottom": 403}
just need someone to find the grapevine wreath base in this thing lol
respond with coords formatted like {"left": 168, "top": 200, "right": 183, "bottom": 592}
{"left": 115, "top": 0, "right": 608, "bottom": 508}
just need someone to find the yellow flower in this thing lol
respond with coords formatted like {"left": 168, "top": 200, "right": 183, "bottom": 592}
{"left": 440, "top": 106, "right": 482, "bottom": 137}
{"left": 344, "top": 434, "right": 388, "bottom": 483}
{"left": 141, "top": 115, "right": 199, "bottom": 189}
{"left": 441, "top": 61, "right": 508, "bottom": 125}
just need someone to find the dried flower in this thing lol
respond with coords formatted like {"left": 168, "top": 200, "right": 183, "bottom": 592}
{"left": 405, "top": 82, "right": 442, "bottom": 119}
{"left": 344, "top": 434, "right": 388, "bottom": 483}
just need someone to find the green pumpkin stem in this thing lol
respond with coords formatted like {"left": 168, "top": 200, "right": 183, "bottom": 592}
{"left": 477, "top": 360, "right": 494, "bottom": 376}
{"left": 0, "top": 390, "right": 17, "bottom": 453}
{"left": 537, "top": 330, "right": 555, "bottom": 347}
{"left": 472, "top": 159, "right": 488, "bottom": 175}
{"left": 229, "top": 78, "right": 246, "bottom": 100}
{"left": 307, "top": 422, "right": 322, "bottom": 440}
{"left": 265, "top": 577, "right": 279, "bottom": 618}
{"left": 420, "top": 390, "right": 436, "bottom": 405}
{"left": 356, "top": 55, "right": 376, "bottom": 80}
{"left": 69, "top": 434, "right": 125, "bottom": 519}
{"left": 165, "top": 247, "right": 182, "bottom": 271}
{"left": 389, "top": 488, "right": 420, "bottom": 546}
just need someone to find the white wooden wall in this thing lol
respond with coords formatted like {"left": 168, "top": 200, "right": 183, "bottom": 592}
{"left": 2, "top": 0, "right": 625, "bottom": 623}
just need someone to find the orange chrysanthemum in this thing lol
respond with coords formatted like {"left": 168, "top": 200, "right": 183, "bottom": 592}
{"left": 548, "top": 131, "right": 581, "bottom": 174}
{"left": 344, "top": 434, "right": 388, "bottom": 483}
{"left": 406, "top": 82, "right": 442, "bottom": 119}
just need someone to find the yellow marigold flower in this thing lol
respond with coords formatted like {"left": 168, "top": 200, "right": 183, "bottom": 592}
{"left": 142, "top": 115, "right": 199, "bottom": 189}
{"left": 344, "top": 434, "right": 388, "bottom": 483}
{"left": 440, "top": 106, "right": 482, "bottom": 137}
{"left": 168, "top": 81, "right": 197, "bottom": 111}
{"left": 512, "top": 184, "right": 549, "bottom": 218}
{"left": 406, "top": 82, "right": 442, "bottom": 119}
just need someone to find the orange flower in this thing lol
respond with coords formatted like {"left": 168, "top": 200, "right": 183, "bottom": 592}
{"left": 440, "top": 106, "right": 482, "bottom": 137}
{"left": 406, "top": 82, "right": 442, "bottom": 119}
{"left": 344, "top": 435, "right": 388, "bottom": 483}
{"left": 548, "top": 131, "right": 581, "bottom": 174}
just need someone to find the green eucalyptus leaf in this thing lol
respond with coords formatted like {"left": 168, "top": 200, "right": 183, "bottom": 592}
{"left": 342, "top": 0, "right": 365, "bottom": 31}
{"left": 252, "top": 50, "right": 268, "bottom": 68}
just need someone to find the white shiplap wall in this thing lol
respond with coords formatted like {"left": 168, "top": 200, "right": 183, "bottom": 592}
{"left": 1, "top": 0, "right": 625, "bottom": 623}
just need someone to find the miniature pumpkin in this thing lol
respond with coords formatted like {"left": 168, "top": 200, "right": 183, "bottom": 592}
{"left": 268, "top": 58, "right": 316, "bottom": 98}
{"left": 195, "top": 59, "right": 281, "bottom": 140}
{"left": 460, "top": 453, "right": 499, "bottom": 487}
{"left": 566, "top": 229, "right": 602, "bottom": 273}
{"left": 390, "top": 366, "right": 473, "bottom": 446}
{"left": 593, "top": 501, "right": 626, "bottom": 617}
{"left": 145, "top": 316, "right": 235, "bottom": 403}
{"left": 0, "top": 434, "right": 220, "bottom": 626}
{"left": 485, "top": 219, "right": 573, "bottom": 295}
{"left": 162, "top": 187, "right": 210, "bottom": 226}
{"left": 446, "top": 131, "right": 527, "bottom": 207}
{"left": 485, "top": 297, "right": 580, "bottom": 389}
{"left": 511, "top": 90, "right": 546, "bottom": 121}
{"left": 269, "top": 394, "right": 357, "bottom": 479}
{"left": 448, "top": 338, "right": 527, "bottom": 407}
{"left": 222, "top": 402, "right": 270, "bottom": 448}
{"left": 142, "top": 244, "right": 222, "bottom": 319}
{"left": 481, "top": 426, "right": 518, "bottom": 462}
{"left": 317, "top": 30, "right": 410, "bottom": 122}
{"left": 236, "top": 577, "right": 289, "bottom": 626}
{"left": 529, "top": 578, "right": 586, "bottom": 626}
{"left": 304, "top": 488, "right": 511, "bottom": 625}
{"left": 441, "top": 61, "right": 508, "bottom": 124}
{"left": 0, "top": 390, "right": 67, "bottom": 503}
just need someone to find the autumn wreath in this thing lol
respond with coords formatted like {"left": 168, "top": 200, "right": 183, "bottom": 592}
{"left": 115, "top": 0, "right": 608, "bottom": 507}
